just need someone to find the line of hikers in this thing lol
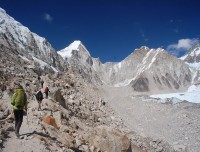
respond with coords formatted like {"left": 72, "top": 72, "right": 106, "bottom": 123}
{"left": 11, "top": 77, "right": 50, "bottom": 138}
{"left": 33, "top": 77, "right": 50, "bottom": 111}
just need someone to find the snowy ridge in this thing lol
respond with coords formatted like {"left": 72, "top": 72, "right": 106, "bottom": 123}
{"left": 0, "top": 7, "right": 41, "bottom": 49}
{"left": 58, "top": 40, "right": 91, "bottom": 59}
{"left": 0, "top": 7, "right": 64, "bottom": 72}
{"left": 58, "top": 41, "right": 81, "bottom": 59}
{"left": 180, "top": 47, "right": 200, "bottom": 60}
{"left": 190, "top": 47, "right": 200, "bottom": 56}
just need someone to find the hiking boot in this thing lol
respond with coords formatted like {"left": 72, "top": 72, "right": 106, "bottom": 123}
{"left": 15, "top": 131, "right": 20, "bottom": 138}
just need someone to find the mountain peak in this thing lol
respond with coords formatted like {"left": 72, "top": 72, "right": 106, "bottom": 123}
{"left": 58, "top": 40, "right": 90, "bottom": 59}
{"left": 180, "top": 42, "right": 200, "bottom": 63}
{"left": 58, "top": 40, "right": 82, "bottom": 59}
{"left": 0, "top": 8, "right": 6, "bottom": 14}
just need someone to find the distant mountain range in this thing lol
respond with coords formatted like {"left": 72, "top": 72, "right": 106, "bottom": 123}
{"left": 1, "top": 7, "right": 199, "bottom": 92}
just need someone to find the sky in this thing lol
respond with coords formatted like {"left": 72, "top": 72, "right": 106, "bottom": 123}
{"left": 0, "top": 0, "right": 200, "bottom": 63}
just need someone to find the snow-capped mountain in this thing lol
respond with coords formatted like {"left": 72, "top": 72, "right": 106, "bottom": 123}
{"left": 180, "top": 43, "right": 200, "bottom": 83}
{"left": 129, "top": 47, "right": 192, "bottom": 92}
{"left": 58, "top": 40, "right": 103, "bottom": 85}
{"left": 180, "top": 43, "right": 200, "bottom": 63}
{"left": 100, "top": 47, "right": 192, "bottom": 92}
{"left": 0, "top": 7, "right": 65, "bottom": 72}
{"left": 59, "top": 42, "right": 193, "bottom": 92}
{"left": 1, "top": 6, "right": 197, "bottom": 93}
{"left": 180, "top": 43, "right": 200, "bottom": 70}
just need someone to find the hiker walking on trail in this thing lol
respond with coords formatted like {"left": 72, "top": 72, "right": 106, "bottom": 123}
{"left": 40, "top": 80, "right": 44, "bottom": 88}
{"left": 44, "top": 86, "right": 50, "bottom": 99}
{"left": 35, "top": 90, "right": 43, "bottom": 111}
{"left": 11, "top": 84, "right": 28, "bottom": 138}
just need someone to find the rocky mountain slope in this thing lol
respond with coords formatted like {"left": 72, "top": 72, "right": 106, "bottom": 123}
{"left": 0, "top": 8, "right": 66, "bottom": 73}
{"left": 180, "top": 43, "right": 200, "bottom": 84}
{"left": 1, "top": 6, "right": 200, "bottom": 152}
{"left": 180, "top": 43, "right": 200, "bottom": 64}
{"left": 59, "top": 43, "right": 193, "bottom": 93}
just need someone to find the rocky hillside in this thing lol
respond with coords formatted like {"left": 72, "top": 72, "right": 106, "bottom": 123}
{"left": 0, "top": 8, "right": 66, "bottom": 73}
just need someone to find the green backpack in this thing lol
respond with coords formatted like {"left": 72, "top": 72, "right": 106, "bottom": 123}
{"left": 14, "top": 90, "right": 26, "bottom": 108}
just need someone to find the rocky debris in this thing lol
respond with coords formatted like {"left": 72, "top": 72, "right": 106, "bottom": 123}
{"left": 87, "top": 125, "right": 131, "bottom": 152}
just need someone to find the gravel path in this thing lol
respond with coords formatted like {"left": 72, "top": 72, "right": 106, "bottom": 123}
{"left": 2, "top": 100, "right": 49, "bottom": 152}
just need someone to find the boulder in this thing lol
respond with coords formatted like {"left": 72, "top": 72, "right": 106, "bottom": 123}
{"left": 51, "top": 87, "right": 67, "bottom": 108}
{"left": 88, "top": 125, "right": 131, "bottom": 152}
{"left": 43, "top": 115, "right": 59, "bottom": 129}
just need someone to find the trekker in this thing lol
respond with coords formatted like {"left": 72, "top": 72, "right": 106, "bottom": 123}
{"left": 35, "top": 90, "right": 43, "bottom": 111}
{"left": 40, "top": 80, "right": 44, "bottom": 88}
{"left": 44, "top": 86, "right": 50, "bottom": 99}
{"left": 11, "top": 84, "right": 28, "bottom": 138}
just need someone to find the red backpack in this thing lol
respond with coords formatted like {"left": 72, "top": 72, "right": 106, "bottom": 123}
{"left": 44, "top": 87, "right": 49, "bottom": 93}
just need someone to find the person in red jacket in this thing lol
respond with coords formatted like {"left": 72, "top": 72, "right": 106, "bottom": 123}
{"left": 44, "top": 86, "right": 50, "bottom": 99}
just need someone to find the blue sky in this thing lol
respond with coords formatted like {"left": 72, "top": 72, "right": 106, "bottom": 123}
{"left": 0, "top": 0, "right": 199, "bottom": 63}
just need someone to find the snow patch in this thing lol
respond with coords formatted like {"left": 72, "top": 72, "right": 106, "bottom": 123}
{"left": 32, "top": 57, "right": 48, "bottom": 69}
{"left": 18, "top": 55, "right": 30, "bottom": 62}
{"left": 150, "top": 84, "right": 200, "bottom": 103}
{"left": 186, "top": 62, "right": 200, "bottom": 70}
{"left": 51, "top": 66, "right": 59, "bottom": 73}
{"left": 114, "top": 78, "right": 135, "bottom": 87}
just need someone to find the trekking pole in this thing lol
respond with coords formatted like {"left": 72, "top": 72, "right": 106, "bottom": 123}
{"left": 26, "top": 111, "right": 29, "bottom": 127}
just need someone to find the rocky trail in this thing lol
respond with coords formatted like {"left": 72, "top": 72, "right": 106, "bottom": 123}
{"left": 1, "top": 71, "right": 200, "bottom": 152}
{"left": 1, "top": 97, "right": 62, "bottom": 152}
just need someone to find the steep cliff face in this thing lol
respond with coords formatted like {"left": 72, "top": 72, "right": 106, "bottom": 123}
{"left": 129, "top": 49, "right": 192, "bottom": 92}
{"left": 0, "top": 8, "right": 65, "bottom": 73}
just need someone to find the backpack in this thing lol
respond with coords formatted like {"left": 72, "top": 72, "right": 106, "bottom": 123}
{"left": 36, "top": 91, "right": 43, "bottom": 101}
{"left": 44, "top": 87, "right": 49, "bottom": 93}
{"left": 15, "top": 90, "right": 26, "bottom": 108}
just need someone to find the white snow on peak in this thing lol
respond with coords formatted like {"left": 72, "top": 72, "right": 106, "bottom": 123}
{"left": 0, "top": 8, "right": 6, "bottom": 14}
{"left": 58, "top": 40, "right": 91, "bottom": 59}
{"left": 0, "top": 6, "right": 50, "bottom": 54}
{"left": 179, "top": 55, "right": 187, "bottom": 60}
{"left": 180, "top": 47, "right": 200, "bottom": 60}
{"left": 190, "top": 47, "right": 200, "bottom": 56}
{"left": 58, "top": 40, "right": 81, "bottom": 59}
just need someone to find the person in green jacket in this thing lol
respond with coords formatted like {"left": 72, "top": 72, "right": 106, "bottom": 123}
{"left": 11, "top": 84, "right": 28, "bottom": 138}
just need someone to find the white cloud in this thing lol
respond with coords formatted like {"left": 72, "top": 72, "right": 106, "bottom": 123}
{"left": 140, "top": 29, "right": 149, "bottom": 42}
{"left": 43, "top": 13, "right": 53, "bottom": 22}
{"left": 167, "top": 38, "right": 199, "bottom": 56}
